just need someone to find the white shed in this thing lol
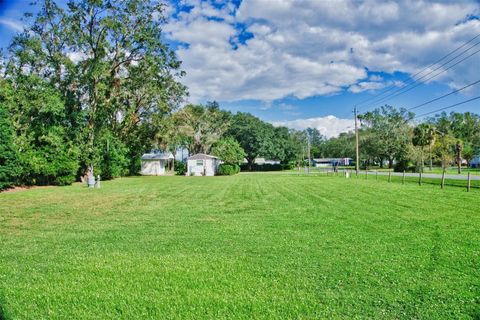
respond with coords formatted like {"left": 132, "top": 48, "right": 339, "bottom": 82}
{"left": 141, "top": 152, "right": 174, "bottom": 176}
{"left": 187, "top": 154, "right": 221, "bottom": 176}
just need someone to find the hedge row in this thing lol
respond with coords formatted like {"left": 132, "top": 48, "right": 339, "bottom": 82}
{"left": 218, "top": 164, "right": 240, "bottom": 175}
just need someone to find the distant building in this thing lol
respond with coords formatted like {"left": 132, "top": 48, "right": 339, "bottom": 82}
{"left": 242, "top": 157, "right": 281, "bottom": 165}
{"left": 471, "top": 155, "right": 480, "bottom": 168}
{"left": 140, "top": 152, "right": 174, "bottom": 176}
{"left": 254, "top": 158, "right": 281, "bottom": 165}
{"left": 187, "top": 154, "right": 222, "bottom": 176}
{"left": 313, "top": 158, "right": 352, "bottom": 167}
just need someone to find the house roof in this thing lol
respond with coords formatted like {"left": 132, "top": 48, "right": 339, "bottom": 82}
{"left": 141, "top": 152, "right": 174, "bottom": 160}
{"left": 313, "top": 158, "right": 352, "bottom": 162}
{"left": 187, "top": 153, "right": 219, "bottom": 160}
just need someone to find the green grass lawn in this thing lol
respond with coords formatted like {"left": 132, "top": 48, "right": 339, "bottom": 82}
{"left": 1, "top": 174, "right": 479, "bottom": 319}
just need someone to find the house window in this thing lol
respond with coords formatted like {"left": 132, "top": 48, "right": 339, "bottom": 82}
{"left": 196, "top": 160, "right": 203, "bottom": 166}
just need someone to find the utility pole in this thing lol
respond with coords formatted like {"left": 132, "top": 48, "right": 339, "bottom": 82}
{"left": 354, "top": 106, "right": 360, "bottom": 175}
{"left": 307, "top": 131, "right": 311, "bottom": 174}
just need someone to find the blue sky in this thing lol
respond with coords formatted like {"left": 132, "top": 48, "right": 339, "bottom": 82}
{"left": 1, "top": 0, "right": 480, "bottom": 137}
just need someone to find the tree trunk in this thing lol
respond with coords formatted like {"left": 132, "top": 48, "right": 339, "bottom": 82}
{"left": 388, "top": 158, "right": 394, "bottom": 169}
{"left": 247, "top": 158, "right": 254, "bottom": 171}
{"left": 429, "top": 144, "right": 433, "bottom": 171}
{"left": 420, "top": 147, "right": 424, "bottom": 173}
{"left": 457, "top": 150, "right": 462, "bottom": 174}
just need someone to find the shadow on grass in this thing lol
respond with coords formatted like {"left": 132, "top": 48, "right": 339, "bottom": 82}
{"left": 0, "top": 294, "right": 8, "bottom": 320}
{"left": 0, "top": 304, "right": 6, "bottom": 320}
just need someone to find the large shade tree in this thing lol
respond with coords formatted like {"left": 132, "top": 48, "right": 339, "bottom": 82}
{"left": 321, "top": 132, "right": 356, "bottom": 159}
{"left": 211, "top": 137, "right": 246, "bottom": 165}
{"left": 6, "top": 0, "right": 186, "bottom": 178}
{"left": 174, "top": 103, "right": 231, "bottom": 155}
{"left": 359, "top": 105, "right": 414, "bottom": 168}
{"left": 228, "top": 113, "right": 278, "bottom": 170}
{"left": 428, "top": 112, "right": 480, "bottom": 166}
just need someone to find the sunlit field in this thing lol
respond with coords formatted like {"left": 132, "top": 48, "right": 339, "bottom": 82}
{"left": 1, "top": 174, "right": 479, "bottom": 319}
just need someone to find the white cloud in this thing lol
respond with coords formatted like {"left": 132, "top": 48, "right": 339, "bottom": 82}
{"left": 272, "top": 115, "right": 355, "bottom": 138}
{"left": 0, "top": 18, "right": 24, "bottom": 32}
{"left": 349, "top": 81, "right": 387, "bottom": 93}
{"left": 165, "top": 0, "right": 480, "bottom": 103}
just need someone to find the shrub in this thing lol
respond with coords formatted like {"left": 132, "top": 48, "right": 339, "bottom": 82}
{"left": 98, "top": 135, "right": 129, "bottom": 180}
{"left": 282, "top": 162, "right": 295, "bottom": 170}
{"left": 17, "top": 127, "right": 80, "bottom": 186}
{"left": 211, "top": 138, "right": 246, "bottom": 165}
{"left": 218, "top": 164, "right": 240, "bottom": 175}
{"left": 0, "top": 105, "right": 20, "bottom": 190}
{"left": 175, "top": 161, "right": 187, "bottom": 175}
{"left": 394, "top": 160, "right": 415, "bottom": 173}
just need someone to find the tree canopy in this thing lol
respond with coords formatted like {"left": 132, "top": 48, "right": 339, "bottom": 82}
{"left": 2, "top": 0, "right": 186, "bottom": 186}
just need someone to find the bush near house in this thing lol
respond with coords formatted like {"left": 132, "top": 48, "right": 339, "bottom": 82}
{"left": 175, "top": 161, "right": 187, "bottom": 176}
{"left": 218, "top": 164, "right": 240, "bottom": 175}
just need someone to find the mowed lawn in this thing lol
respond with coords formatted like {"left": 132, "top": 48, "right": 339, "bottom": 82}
{"left": 0, "top": 174, "right": 479, "bottom": 319}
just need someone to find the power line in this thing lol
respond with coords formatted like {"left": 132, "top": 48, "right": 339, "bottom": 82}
{"left": 368, "top": 45, "right": 480, "bottom": 107}
{"left": 407, "top": 78, "right": 480, "bottom": 111}
{"left": 413, "top": 95, "right": 480, "bottom": 120}
{"left": 356, "top": 32, "right": 480, "bottom": 106}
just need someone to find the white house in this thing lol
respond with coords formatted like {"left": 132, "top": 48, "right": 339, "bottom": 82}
{"left": 254, "top": 157, "right": 281, "bottom": 165}
{"left": 313, "top": 158, "right": 352, "bottom": 167}
{"left": 471, "top": 155, "right": 480, "bottom": 168}
{"left": 242, "top": 157, "right": 280, "bottom": 165}
{"left": 140, "top": 152, "right": 174, "bottom": 176}
{"left": 187, "top": 154, "right": 221, "bottom": 176}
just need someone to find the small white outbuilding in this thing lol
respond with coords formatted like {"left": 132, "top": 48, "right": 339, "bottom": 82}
{"left": 141, "top": 152, "right": 174, "bottom": 176}
{"left": 187, "top": 154, "right": 221, "bottom": 176}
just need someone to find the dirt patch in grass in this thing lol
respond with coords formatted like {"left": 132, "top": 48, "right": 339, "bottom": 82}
{"left": 1, "top": 185, "right": 55, "bottom": 193}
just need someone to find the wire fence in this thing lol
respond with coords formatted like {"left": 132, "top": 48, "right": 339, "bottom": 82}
{"left": 296, "top": 166, "right": 480, "bottom": 192}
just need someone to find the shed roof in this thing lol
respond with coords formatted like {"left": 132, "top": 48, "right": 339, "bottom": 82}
{"left": 187, "top": 153, "right": 219, "bottom": 160}
{"left": 141, "top": 152, "right": 174, "bottom": 160}
{"left": 313, "top": 158, "right": 352, "bottom": 162}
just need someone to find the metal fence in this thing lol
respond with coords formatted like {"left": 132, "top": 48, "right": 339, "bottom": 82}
{"left": 297, "top": 166, "right": 480, "bottom": 191}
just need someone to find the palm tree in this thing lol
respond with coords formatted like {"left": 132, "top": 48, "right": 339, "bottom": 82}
{"left": 412, "top": 123, "right": 435, "bottom": 172}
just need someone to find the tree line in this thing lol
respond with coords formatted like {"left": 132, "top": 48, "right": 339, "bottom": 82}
{"left": 1, "top": 0, "right": 479, "bottom": 190}
{"left": 314, "top": 106, "right": 480, "bottom": 173}
{"left": 157, "top": 101, "right": 310, "bottom": 172}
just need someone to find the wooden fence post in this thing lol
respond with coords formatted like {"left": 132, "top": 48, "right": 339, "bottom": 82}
{"left": 419, "top": 172, "right": 422, "bottom": 186}
{"left": 365, "top": 169, "right": 368, "bottom": 180}
{"left": 402, "top": 170, "right": 405, "bottom": 185}
{"left": 441, "top": 170, "right": 445, "bottom": 189}
{"left": 467, "top": 172, "right": 471, "bottom": 192}
{"left": 388, "top": 171, "right": 391, "bottom": 183}
{"left": 376, "top": 170, "right": 378, "bottom": 180}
